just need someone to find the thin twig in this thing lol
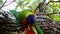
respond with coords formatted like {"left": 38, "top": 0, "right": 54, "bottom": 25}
{"left": 47, "top": 12, "right": 60, "bottom": 15}
{"left": 46, "top": 1, "right": 60, "bottom": 5}
{"left": 0, "top": 0, "right": 15, "bottom": 9}
{"left": 3, "top": 1, "right": 14, "bottom": 7}
{"left": 0, "top": 0, "right": 7, "bottom": 9}
{"left": 37, "top": 12, "right": 60, "bottom": 15}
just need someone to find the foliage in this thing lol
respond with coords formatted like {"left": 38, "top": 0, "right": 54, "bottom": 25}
{"left": 0, "top": 0, "right": 3, "bottom": 6}
{"left": 15, "top": 0, "right": 43, "bottom": 11}
{"left": 46, "top": 2, "right": 60, "bottom": 22}
{"left": 0, "top": 0, "right": 60, "bottom": 22}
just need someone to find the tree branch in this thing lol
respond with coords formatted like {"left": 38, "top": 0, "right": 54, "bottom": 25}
{"left": 0, "top": 0, "right": 15, "bottom": 10}
{"left": 3, "top": 1, "right": 14, "bottom": 7}
{"left": 0, "top": 0, "right": 7, "bottom": 9}
{"left": 46, "top": 12, "right": 60, "bottom": 15}
{"left": 46, "top": 1, "right": 60, "bottom": 5}
{"left": 38, "top": 12, "right": 60, "bottom": 15}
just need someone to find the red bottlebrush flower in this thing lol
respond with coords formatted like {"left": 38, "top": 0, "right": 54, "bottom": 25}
{"left": 22, "top": 19, "right": 28, "bottom": 25}
{"left": 24, "top": 26, "right": 35, "bottom": 34}
{"left": 27, "top": 29, "right": 35, "bottom": 34}
{"left": 27, "top": 31, "right": 35, "bottom": 34}
{"left": 24, "top": 26, "right": 29, "bottom": 31}
{"left": 28, "top": 28, "right": 35, "bottom": 34}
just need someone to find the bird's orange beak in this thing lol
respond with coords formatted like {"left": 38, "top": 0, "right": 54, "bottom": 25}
{"left": 32, "top": 11, "right": 35, "bottom": 14}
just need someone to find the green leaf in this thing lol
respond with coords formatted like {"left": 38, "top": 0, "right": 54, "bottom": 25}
{"left": 0, "top": 0, "right": 3, "bottom": 6}
{"left": 37, "top": 0, "right": 43, "bottom": 2}
{"left": 10, "top": 10, "right": 17, "bottom": 17}
{"left": 46, "top": 2, "right": 60, "bottom": 22}
{"left": 25, "top": 0, "right": 30, "bottom": 5}
{"left": 18, "top": 0, "right": 24, "bottom": 3}
{"left": 54, "top": 14, "right": 60, "bottom": 22}
{"left": 15, "top": 5, "right": 19, "bottom": 9}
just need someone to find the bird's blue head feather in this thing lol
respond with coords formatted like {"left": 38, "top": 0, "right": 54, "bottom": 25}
{"left": 27, "top": 14, "right": 34, "bottom": 24}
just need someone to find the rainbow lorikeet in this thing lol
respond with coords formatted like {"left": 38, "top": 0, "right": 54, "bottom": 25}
{"left": 17, "top": 9, "right": 44, "bottom": 34}
{"left": 10, "top": 9, "right": 44, "bottom": 34}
